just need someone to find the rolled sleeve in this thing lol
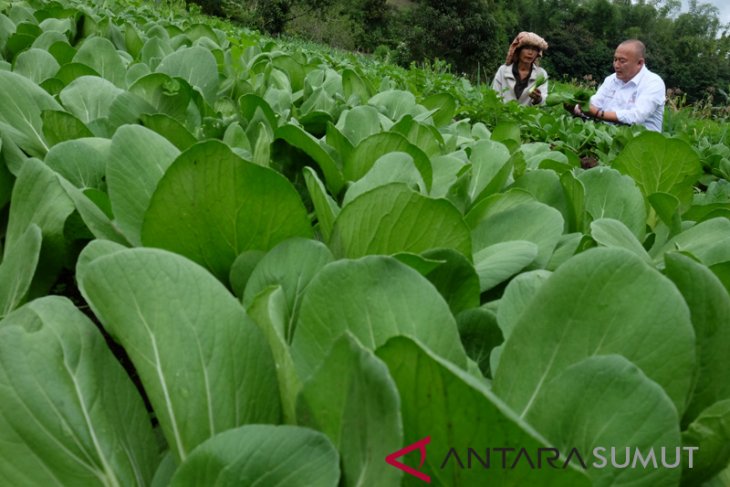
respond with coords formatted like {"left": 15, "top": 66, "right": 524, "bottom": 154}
{"left": 590, "top": 81, "right": 611, "bottom": 109}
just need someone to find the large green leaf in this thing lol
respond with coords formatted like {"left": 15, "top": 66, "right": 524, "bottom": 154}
{"left": 391, "top": 116, "right": 444, "bottom": 157}
{"left": 0, "top": 13, "right": 15, "bottom": 52}
{"left": 590, "top": 218, "right": 652, "bottom": 263}
{"left": 298, "top": 86, "right": 337, "bottom": 124}
{"left": 344, "top": 132, "right": 432, "bottom": 188}
{"left": 335, "top": 105, "right": 382, "bottom": 146}
{"left": 523, "top": 149, "right": 570, "bottom": 171}
{"left": 274, "top": 123, "right": 344, "bottom": 194}
{"left": 649, "top": 192, "right": 682, "bottom": 235}
{"left": 106, "top": 91, "right": 158, "bottom": 130}
{"left": 429, "top": 154, "right": 465, "bottom": 199}
{"left": 682, "top": 399, "right": 730, "bottom": 486}
{"left": 47, "top": 40, "right": 76, "bottom": 65}
{"left": 44, "top": 137, "right": 110, "bottom": 190}
{"left": 665, "top": 253, "right": 730, "bottom": 424}
{"left": 303, "top": 167, "right": 339, "bottom": 241}
{"left": 0, "top": 296, "right": 158, "bottom": 486}
{"left": 329, "top": 183, "right": 471, "bottom": 259}
{"left": 73, "top": 36, "right": 125, "bottom": 87}
{"left": 291, "top": 256, "right": 468, "bottom": 380}
{"left": 297, "top": 334, "right": 402, "bottom": 486}
{"left": 421, "top": 92, "right": 457, "bottom": 127}
{"left": 5, "top": 158, "right": 74, "bottom": 296}
{"left": 0, "top": 70, "right": 61, "bottom": 158}
{"left": 0, "top": 224, "right": 40, "bottom": 318}
{"left": 12, "top": 47, "right": 58, "bottom": 83}
{"left": 456, "top": 308, "right": 503, "bottom": 376}
{"left": 496, "top": 269, "right": 551, "bottom": 340}
{"left": 169, "top": 425, "right": 339, "bottom": 487}
{"left": 246, "top": 285, "right": 299, "bottom": 423}
{"left": 525, "top": 355, "right": 681, "bottom": 487}
{"left": 59, "top": 75, "right": 124, "bottom": 124}
{"left": 342, "top": 151, "right": 425, "bottom": 206}
{"left": 78, "top": 247, "right": 281, "bottom": 462}
{"left": 156, "top": 46, "right": 219, "bottom": 103}
{"left": 55, "top": 62, "right": 100, "bottom": 86}
{"left": 142, "top": 140, "right": 312, "bottom": 283}
{"left": 58, "top": 178, "right": 130, "bottom": 246}
{"left": 41, "top": 109, "right": 94, "bottom": 147}
{"left": 107, "top": 125, "right": 180, "bottom": 246}
{"left": 139, "top": 113, "right": 197, "bottom": 151}
{"left": 376, "top": 337, "right": 591, "bottom": 486}
{"left": 270, "top": 53, "right": 304, "bottom": 91}
{"left": 464, "top": 188, "right": 536, "bottom": 228}
{"left": 613, "top": 132, "right": 702, "bottom": 208}
{"left": 243, "top": 237, "right": 334, "bottom": 341}
{"left": 493, "top": 248, "right": 695, "bottom": 416}
{"left": 126, "top": 61, "right": 152, "bottom": 87}
{"left": 470, "top": 200, "right": 563, "bottom": 268}
{"left": 560, "top": 170, "right": 586, "bottom": 233}
{"left": 239, "top": 93, "right": 278, "bottom": 134}
{"left": 140, "top": 35, "right": 173, "bottom": 70}
{"left": 74, "top": 239, "right": 128, "bottom": 285}
{"left": 512, "top": 169, "right": 570, "bottom": 229}
{"left": 342, "top": 68, "right": 372, "bottom": 103}
{"left": 250, "top": 119, "right": 272, "bottom": 167}
{"left": 6, "top": 29, "right": 36, "bottom": 60}
{"left": 656, "top": 217, "right": 730, "bottom": 266}
{"left": 368, "top": 89, "right": 417, "bottom": 121}
{"left": 467, "top": 139, "right": 511, "bottom": 203}
{"left": 129, "top": 73, "right": 194, "bottom": 124}
{"left": 578, "top": 166, "right": 647, "bottom": 239}
{"left": 473, "top": 240, "right": 538, "bottom": 292}
{"left": 420, "top": 248, "right": 480, "bottom": 315}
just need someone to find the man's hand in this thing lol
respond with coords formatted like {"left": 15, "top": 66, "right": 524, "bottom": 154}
{"left": 564, "top": 103, "right": 591, "bottom": 120}
{"left": 529, "top": 88, "right": 542, "bottom": 104}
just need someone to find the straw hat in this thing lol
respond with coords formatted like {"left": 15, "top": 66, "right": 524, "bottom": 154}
{"left": 506, "top": 31, "right": 549, "bottom": 65}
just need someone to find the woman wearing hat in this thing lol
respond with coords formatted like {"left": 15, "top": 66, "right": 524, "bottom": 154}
{"left": 492, "top": 32, "right": 549, "bottom": 105}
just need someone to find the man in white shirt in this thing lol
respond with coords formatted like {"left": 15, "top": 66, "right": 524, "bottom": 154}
{"left": 573, "top": 40, "right": 666, "bottom": 132}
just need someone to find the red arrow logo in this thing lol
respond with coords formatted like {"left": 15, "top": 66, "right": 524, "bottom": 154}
{"left": 385, "top": 436, "right": 431, "bottom": 483}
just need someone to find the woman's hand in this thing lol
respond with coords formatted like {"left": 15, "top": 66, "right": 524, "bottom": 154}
{"left": 529, "top": 88, "right": 542, "bottom": 104}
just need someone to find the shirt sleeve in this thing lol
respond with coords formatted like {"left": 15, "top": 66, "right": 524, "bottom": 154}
{"left": 614, "top": 75, "right": 666, "bottom": 126}
{"left": 492, "top": 66, "right": 504, "bottom": 95}
{"left": 590, "top": 77, "right": 611, "bottom": 109}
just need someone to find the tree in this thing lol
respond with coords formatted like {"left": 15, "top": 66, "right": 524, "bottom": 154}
{"left": 397, "top": 0, "right": 506, "bottom": 76}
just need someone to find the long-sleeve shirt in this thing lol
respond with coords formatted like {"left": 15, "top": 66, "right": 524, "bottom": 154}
{"left": 590, "top": 65, "right": 666, "bottom": 132}
{"left": 492, "top": 64, "right": 548, "bottom": 106}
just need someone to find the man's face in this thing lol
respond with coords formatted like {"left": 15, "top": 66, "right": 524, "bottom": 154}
{"left": 613, "top": 44, "right": 643, "bottom": 81}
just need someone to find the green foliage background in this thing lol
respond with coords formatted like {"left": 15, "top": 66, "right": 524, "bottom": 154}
{"left": 199, "top": 0, "right": 730, "bottom": 103}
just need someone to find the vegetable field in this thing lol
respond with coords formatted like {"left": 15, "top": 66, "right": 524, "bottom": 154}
{"left": 1, "top": 0, "right": 730, "bottom": 485}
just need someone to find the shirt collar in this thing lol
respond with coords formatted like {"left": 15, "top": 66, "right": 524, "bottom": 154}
{"left": 617, "top": 65, "right": 648, "bottom": 87}
{"left": 505, "top": 63, "right": 538, "bottom": 81}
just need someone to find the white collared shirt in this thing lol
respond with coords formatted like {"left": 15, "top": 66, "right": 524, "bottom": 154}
{"left": 590, "top": 65, "right": 666, "bottom": 132}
